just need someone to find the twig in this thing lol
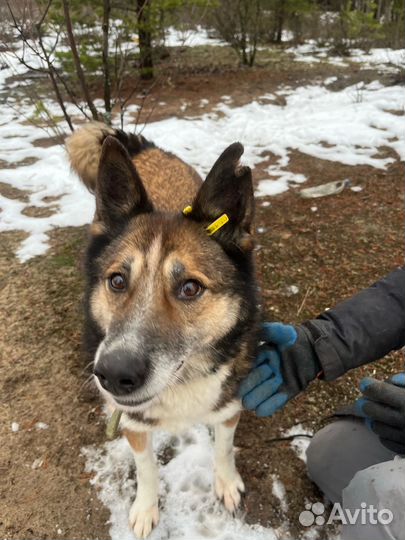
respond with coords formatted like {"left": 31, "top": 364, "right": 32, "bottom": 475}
{"left": 62, "top": 0, "right": 99, "bottom": 121}
{"left": 237, "top": 433, "right": 313, "bottom": 449}
{"left": 297, "top": 286, "right": 312, "bottom": 316}
{"left": 4, "top": 0, "right": 74, "bottom": 132}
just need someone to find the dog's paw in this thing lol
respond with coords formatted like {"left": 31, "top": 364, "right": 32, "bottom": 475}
{"left": 215, "top": 470, "right": 245, "bottom": 514}
{"left": 129, "top": 499, "right": 159, "bottom": 539}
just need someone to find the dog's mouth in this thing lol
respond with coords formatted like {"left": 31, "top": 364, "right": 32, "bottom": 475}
{"left": 114, "top": 394, "right": 154, "bottom": 407}
{"left": 111, "top": 360, "right": 185, "bottom": 409}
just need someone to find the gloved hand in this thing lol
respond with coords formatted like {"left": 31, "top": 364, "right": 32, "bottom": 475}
{"left": 356, "top": 373, "right": 405, "bottom": 455}
{"left": 239, "top": 322, "right": 322, "bottom": 417}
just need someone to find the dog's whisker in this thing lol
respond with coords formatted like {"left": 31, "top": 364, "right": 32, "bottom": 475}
{"left": 78, "top": 374, "right": 96, "bottom": 394}
{"left": 78, "top": 360, "right": 95, "bottom": 378}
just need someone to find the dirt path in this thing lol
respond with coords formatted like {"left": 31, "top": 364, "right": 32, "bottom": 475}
{"left": 1, "top": 60, "right": 404, "bottom": 539}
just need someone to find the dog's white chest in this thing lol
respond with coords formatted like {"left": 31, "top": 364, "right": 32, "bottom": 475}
{"left": 120, "top": 367, "right": 241, "bottom": 433}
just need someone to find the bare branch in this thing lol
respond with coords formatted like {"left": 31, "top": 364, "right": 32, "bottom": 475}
{"left": 61, "top": 0, "right": 99, "bottom": 121}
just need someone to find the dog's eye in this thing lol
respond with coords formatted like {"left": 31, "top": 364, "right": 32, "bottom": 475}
{"left": 178, "top": 279, "right": 204, "bottom": 300}
{"left": 108, "top": 273, "right": 127, "bottom": 292}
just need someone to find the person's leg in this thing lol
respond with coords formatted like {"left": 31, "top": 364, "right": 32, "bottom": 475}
{"left": 306, "top": 418, "right": 396, "bottom": 503}
{"left": 340, "top": 458, "right": 405, "bottom": 540}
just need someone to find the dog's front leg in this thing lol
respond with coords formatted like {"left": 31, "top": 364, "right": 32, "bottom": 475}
{"left": 214, "top": 413, "right": 245, "bottom": 513}
{"left": 123, "top": 429, "right": 159, "bottom": 539}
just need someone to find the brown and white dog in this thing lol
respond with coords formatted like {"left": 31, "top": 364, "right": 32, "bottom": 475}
{"left": 67, "top": 123, "right": 259, "bottom": 538}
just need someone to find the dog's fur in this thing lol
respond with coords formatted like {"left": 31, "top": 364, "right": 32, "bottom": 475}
{"left": 67, "top": 122, "right": 259, "bottom": 538}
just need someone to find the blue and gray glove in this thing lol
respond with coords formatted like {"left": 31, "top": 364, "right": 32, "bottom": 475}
{"left": 239, "top": 322, "right": 323, "bottom": 417}
{"left": 356, "top": 373, "right": 405, "bottom": 455}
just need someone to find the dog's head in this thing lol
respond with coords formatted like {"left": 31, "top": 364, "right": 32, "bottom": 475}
{"left": 87, "top": 137, "right": 258, "bottom": 410}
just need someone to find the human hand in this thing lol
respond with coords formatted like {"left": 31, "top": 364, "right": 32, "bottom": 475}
{"left": 239, "top": 322, "right": 321, "bottom": 417}
{"left": 356, "top": 373, "right": 405, "bottom": 455}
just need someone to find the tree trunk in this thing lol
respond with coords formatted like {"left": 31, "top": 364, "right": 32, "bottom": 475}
{"left": 273, "top": 0, "right": 285, "bottom": 43}
{"left": 136, "top": 0, "right": 154, "bottom": 80}
{"left": 102, "top": 0, "right": 112, "bottom": 121}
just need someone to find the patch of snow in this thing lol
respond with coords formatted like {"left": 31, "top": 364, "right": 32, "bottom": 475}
{"left": 351, "top": 48, "right": 405, "bottom": 71}
{"left": 289, "top": 40, "right": 405, "bottom": 73}
{"left": 35, "top": 422, "right": 49, "bottom": 430}
{"left": 140, "top": 82, "right": 403, "bottom": 198}
{"left": 281, "top": 30, "right": 295, "bottom": 43}
{"left": 164, "top": 26, "right": 225, "bottom": 48}
{"left": 1, "top": 35, "right": 404, "bottom": 260}
{"left": 286, "top": 285, "right": 299, "bottom": 295}
{"left": 283, "top": 424, "right": 313, "bottom": 463}
{"left": 82, "top": 425, "right": 276, "bottom": 540}
{"left": 324, "top": 76, "right": 338, "bottom": 85}
{"left": 271, "top": 475, "right": 288, "bottom": 512}
{"left": 0, "top": 43, "right": 95, "bottom": 260}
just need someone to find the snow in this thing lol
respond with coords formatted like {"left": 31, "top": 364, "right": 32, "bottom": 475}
{"left": 289, "top": 40, "right": 405, "bottom": 72}
{"left": 0, "top": 37, "right": 94, "bottom": 260}
{"left": 81, "top": 422, "right": 319, "bottom": 539}
{"left": 272, "top": 475, "right": 288, "bottom": 512}
{"left": 283, "top": 424, "right": 314, "bottom": 463}
{"left": 1, "top": 30, "right": 403, "bottom": 260}
{"left": 286, "top": 285, "right": 299, "bottom": 295}
{"left": 82, "top": 425, "right": 277, "bottom": 540}
{"left": 351, "top": 47, "right": 405, "bottom": 70}
{"left": 140, "top": 81, "right": 403, "bottom": 198}
{"left": 164, "top": 26, "right": 225, "bottom": 48}
{"left": 35, "top": 422, "right": 49, "bottom": 430}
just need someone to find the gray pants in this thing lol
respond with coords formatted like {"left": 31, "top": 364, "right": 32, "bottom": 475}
{"left": 306, "top": 418, "right": 405, "bottom": 540}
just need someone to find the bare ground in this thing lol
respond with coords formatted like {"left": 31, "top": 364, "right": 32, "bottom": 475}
{"left": 0, "top": 54, "right": 404, "bottom": 539}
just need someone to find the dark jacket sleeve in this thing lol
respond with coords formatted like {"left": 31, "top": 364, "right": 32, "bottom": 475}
{"left": 303, "top": 266, "right": 405, "bottom": 381}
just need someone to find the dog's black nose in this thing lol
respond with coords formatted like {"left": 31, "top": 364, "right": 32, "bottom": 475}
{"left": 94, "top": 349, "right": 148, "bottom": 396}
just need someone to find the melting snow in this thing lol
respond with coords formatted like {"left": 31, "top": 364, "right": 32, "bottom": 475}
{"left": 164, "top": 26, "right": 225, "bottom": 48}
{"left": 0, "top": 35, "right": 403, "bottom": 260}
{"left": 289, "top": 41, "right": 405, "bottom": 72}
{"left": 82, "top": 425, "right": 277, "bottom": 540}
{"left": 283, "top": 424, "right": 314, "bottom": 463}
{"left": 272, "top": 475, "right": 288, "bottom": 513}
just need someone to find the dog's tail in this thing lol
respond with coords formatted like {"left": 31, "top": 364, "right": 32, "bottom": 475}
{"left": 66, "top": 121, "right": 153, "bottom": 192}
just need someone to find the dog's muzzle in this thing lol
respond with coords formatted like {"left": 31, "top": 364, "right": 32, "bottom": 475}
{"left": 93, "top": 347, "right": 149, "bottom": 397}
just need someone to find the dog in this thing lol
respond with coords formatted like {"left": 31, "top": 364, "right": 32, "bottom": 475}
{"left": 66, "top": 122, "right": 259, "bottom": 538}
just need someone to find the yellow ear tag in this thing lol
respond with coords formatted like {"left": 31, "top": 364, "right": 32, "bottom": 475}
{"left": 206, "top": 213, "right": 229, "bottom": 236}
{"left": 183, "top": 206, "right": 229, "bottom": 236}
{"left": 106, "top": 409, "right": 122, "bottom": 440}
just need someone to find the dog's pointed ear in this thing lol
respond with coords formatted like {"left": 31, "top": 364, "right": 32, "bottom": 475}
{"left": 190, "top": 142, "right": 254, "bottom": 251}
{"left": 95, "top": 136, "right": 153, "bottom": 227}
